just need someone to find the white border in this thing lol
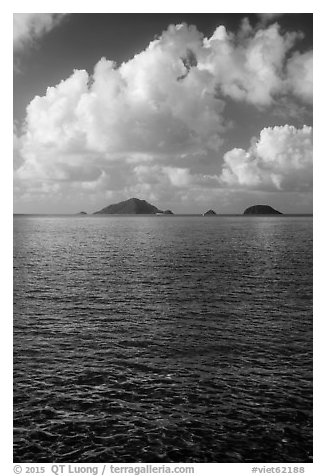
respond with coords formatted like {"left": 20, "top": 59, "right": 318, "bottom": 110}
{"left": 4, "top": 2, "right": 324, "bottom": 474}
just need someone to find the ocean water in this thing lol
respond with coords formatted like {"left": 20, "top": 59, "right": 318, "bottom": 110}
{"left": 13, "top": 215, "right": 313, "bottom": 463}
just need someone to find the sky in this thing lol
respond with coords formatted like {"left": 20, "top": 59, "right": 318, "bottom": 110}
{"left": 13, "top": 13, "right": 313, "bottom": 214}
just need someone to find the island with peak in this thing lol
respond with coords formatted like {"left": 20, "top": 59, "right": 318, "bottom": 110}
{"left": 94, "top": 197, "right": 174, "bottom": 215}
{"left": 203, "top": 209, "right": 217, "bottom": 216}
{"left": 243, "top": 205, "right": 282, "bottom": 215}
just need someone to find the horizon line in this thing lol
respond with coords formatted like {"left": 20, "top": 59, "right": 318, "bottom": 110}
{"left": 13, "top": 212, "right": 313, "bottom": 216}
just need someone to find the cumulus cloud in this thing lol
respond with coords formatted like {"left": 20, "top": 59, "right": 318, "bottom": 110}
{"left": 13, "top": 13, "right": 66, "bottom": 51}
{"left": 14, "top": 19, "right": 313, "bottom": 210}
{"left": 220, "top": 125, "right": 312, "bottom": 191}
{"left": 286, "top": 51, "right": 313, "bottom": 104}
{"left": 200, "top": 21, "right": 304, "bottom": 106}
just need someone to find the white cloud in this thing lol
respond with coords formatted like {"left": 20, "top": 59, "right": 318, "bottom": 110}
{"left": 201, "top": 22, "right": 303, "bottom": 106}
{"left": 14, "top": 20, "right": 313, "bottom": 210}
{"left": 220, "top": 125, "right": 313, "bottom": 191}
{"left": 13, "top": 13, "right": 66, "bottom": 51}
{"left": 163, "top": 167, "right": 192, "bottom": 187}
{"left": 287, "top": 51, "right": 313, "bottom": 104}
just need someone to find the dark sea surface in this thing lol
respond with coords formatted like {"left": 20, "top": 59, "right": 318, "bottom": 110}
{"left": 13, "top": 215, "right": 313, "bottom": 463}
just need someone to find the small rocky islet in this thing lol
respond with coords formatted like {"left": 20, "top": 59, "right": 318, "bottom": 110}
{"left": 203, "top": 209, "right": 217, "bottom": 216}
{"left": 243, "top": 205, "right": 282, "bottom": 215}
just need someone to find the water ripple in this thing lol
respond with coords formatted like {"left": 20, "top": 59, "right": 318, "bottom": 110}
{"left": 14, "top": 216, "right": 312, "bottom": 462}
